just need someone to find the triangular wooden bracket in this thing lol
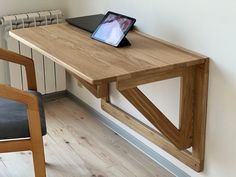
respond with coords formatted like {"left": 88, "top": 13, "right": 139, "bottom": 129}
{"left": 101, "top": 61, "right": 209, "bottom": 172}
{"left": 117, "top": 66, "right": 195, "bottom": 150}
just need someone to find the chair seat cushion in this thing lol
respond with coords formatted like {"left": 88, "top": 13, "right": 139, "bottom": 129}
{"left": 0, "top": 91, "right": 47, "bottom": 140}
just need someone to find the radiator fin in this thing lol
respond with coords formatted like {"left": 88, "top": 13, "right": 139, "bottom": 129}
{"left": 2, "top": 10, "right": 66, "bottom": 94}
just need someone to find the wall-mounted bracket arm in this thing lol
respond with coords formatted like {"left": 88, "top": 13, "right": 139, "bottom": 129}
{"left": 101, "top": 61, "right": 209, "bottom": 172}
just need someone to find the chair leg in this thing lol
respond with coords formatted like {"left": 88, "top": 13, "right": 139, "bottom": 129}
{"left": 31, "top": 138, "right": 46, "bottom": 177}
{"left": 27, "top": 103, "right": 47, "bottom": 177}
{"left": 27, "top": 102, "right": 47, "bottom": 177}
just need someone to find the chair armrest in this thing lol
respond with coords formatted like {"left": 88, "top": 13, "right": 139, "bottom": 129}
{"left": 0, "top": 48, "right": 37, "bottom": 91}
{"left": 0, "top": 84, "right": 38, "bottom": 110}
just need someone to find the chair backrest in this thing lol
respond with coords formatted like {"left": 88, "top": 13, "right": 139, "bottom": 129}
{"left": 0, "top": 48, "right": 37, "bottom": 91}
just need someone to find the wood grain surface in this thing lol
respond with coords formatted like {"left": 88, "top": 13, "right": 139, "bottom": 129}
{"left": 10, "top": 23, "right": 207, "bottom": 84}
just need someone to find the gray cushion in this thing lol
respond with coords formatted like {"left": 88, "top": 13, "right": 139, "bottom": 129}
{"left": 0, "top": 91, "right": 47, "bottom": 140}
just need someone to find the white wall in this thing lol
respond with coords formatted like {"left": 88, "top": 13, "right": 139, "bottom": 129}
{"left": 0, "top": 0, "right": 64, "bottom": 84}
{"left": 61, "top": 0, "right": 107, "bottom": 18}
{"left": 64, "top": 0, "right": 236, "bottom": 177}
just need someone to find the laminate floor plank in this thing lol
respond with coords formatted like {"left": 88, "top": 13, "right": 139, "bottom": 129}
{"left": 0, "top": 97, "right": 174, "bottom": 177}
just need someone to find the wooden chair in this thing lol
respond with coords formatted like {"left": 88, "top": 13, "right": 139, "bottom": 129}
{"left": 0, "top": 48, "right": 47, "bottom": 177}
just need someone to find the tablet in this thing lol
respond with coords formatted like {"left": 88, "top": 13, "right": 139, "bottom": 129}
{"left": 91, "top": 11, "right": 136, "bottom": 47}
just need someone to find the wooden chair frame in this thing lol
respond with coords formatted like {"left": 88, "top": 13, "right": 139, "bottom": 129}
{"left": 0, "top": 48, "right": 46, "bottom": 177}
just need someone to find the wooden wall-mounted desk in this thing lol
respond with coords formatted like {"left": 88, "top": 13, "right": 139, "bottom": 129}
{"left": 9, "top": 23, "right": 209, "bottom": 172}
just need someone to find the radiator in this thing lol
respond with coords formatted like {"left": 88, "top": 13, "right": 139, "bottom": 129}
{"left": 1, "top": 10, "right": 66, "bottom": 94}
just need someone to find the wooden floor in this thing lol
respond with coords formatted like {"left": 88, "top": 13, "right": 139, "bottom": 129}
{"left": 0, "top": 97, "right": 174, "bottom": 177}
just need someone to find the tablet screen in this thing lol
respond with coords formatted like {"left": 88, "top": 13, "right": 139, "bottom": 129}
{"left": 91, "top": 12, "right": 136, "bottom": 47}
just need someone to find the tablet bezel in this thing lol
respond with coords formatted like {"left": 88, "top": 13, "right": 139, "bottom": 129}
{"left": 91, "top": 11, "right": 136, "bottom": 47}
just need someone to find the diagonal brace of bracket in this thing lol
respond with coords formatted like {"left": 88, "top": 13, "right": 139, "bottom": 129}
{"left": 117, "top": 67, "right": 195, "bottom": 150}
{"left": 120, "top": 87, "right": 182, "bottom": 147}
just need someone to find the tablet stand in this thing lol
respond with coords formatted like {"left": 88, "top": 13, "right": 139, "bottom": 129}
{"left": 117, "top": 37, "right": 131, "bottom": 47}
